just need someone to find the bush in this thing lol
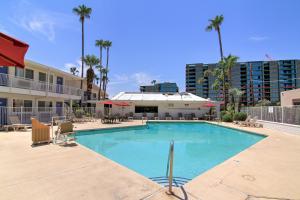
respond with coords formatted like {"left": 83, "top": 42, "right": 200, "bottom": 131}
{"left": 220, "top": 111, "right": 227, "bottom": 118}
{"left": 222, "top": 113, "right": 233, "bottom": 122}
{"left": 75, "top": 109, "right": 84, "bottom": 118}
{"left": 233, "top": 112, "right": 247, "bottom": 121}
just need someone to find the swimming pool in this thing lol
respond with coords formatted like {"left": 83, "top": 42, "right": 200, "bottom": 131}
{"left": 76, "top": 122, "right": 265, "bottom": 185}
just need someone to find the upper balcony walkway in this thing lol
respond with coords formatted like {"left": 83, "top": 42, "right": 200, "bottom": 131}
{"left": 0, "top": 73, "right": 82, "bottom": 99}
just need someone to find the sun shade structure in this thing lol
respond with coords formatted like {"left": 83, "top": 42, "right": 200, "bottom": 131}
{"left": 112, "top": 92, "right": 210, "bottom": 102}
{"left": 0, "top": 32, "right": 29, "bottom": 68}
{"left": 97, "top": 100, "right": 130, "bottom": 106}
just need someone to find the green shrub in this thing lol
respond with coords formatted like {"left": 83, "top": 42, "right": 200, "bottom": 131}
{"left": 75, "top": 109, "right": 84, "bottom": 118}
{"left": 222, "top": 113, "right": 233, "bottom": 122}
{"left": 220, "top": 111, "right": 227, "bottom": 118}
{"left": 233, "top": 112, "right": 247, "bottom": 121}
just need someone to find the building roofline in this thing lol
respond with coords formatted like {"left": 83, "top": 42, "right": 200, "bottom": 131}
{"left": 187, "top": 59, "right": 300, "bottom": 66}
{"left": 25, "top": 59, "right": 83, "bottom": 80}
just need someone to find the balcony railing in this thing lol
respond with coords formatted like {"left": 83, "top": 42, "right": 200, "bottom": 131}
{"left": 0, "top": 73, "right": 82, "bottom": 96}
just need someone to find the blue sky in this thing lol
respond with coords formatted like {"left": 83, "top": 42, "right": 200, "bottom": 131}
{"left": 1, "top": 0, "right": 299, "bottom": 97}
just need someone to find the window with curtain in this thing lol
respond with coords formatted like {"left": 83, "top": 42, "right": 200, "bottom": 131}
{"left": 39, "top": 72, "right": 46, "bottom": 82}
{"left": 15, "top": 67, "right": 24, "bottom": 78}
{"left": 25, "top": 69, "right": 34, "bottom": 80}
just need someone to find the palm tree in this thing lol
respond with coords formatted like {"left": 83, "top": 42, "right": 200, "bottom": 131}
{"left": 206, "top": 15, "right": 224, "bottom": 60}
{"left": 95, "top": 65, "right": 103, "bottom": 100}
{"left": 83, "top": 55, "right": 99, "bottom": 101}
{"left": 101, "top": 68, "right": 109, "bottom": 99}
{"left": 103, "top": 40, "right": 112, "bottom": 99}
{"left": 70, "top": 67, "right": 79, "bottom": 76}
{"left": 229, "top": 88, "right": 244, "bottom": 112}
{"left": 95, "top": 39, "right": 105, "bottom": 100}
{"left": 73, "top": 4, "right": 92, "bottom": 101}
{"left": 206, "top": 15, "right": 226, "bottom": 107}
{"left": 223, "top": 54, "right": 239, "bottom": 88}
{"left": 151, "top": 80, "right": 157, "bottom": 85}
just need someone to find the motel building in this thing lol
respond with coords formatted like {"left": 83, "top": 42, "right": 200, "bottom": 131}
{"left": 0, "top": 60, "right": 101, "bottom": 124}
{"left": 96, "top": 92, "right": 220, "bottom": 119}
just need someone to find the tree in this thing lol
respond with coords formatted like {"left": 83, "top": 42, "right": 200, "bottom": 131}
{"left": 229, "top": 88, "right": 244, "bottom": 112}
{"left": 73, "top": 4, "right": 92, "bottom": 103}
{"left": 95, "top": 39, "right": 105, "bottom": 100}
{"left": 95, "top": 65, "right": 103, "bottom": 100}
{"left": 83, "top": 55, "right": 99, "bottom": 101}
{"left": 222, "top": 54, "right": 239, "bottom": 89}
{"left": 70, "top": 66, "right": 79, "bottom": 76}
{"left": 255, "top": 99, "right": 272, "bottom": 107}
{"left": 206, "top": 15, "right": 226, "bottom": 106}
{"left": 103, "top": 40, "right": 112, "bottom": 99}
{"left": 206, "top": 15, "right": 224, "bottom": 59}
{"left": 151, "top": 80, "right": 157, "bottom": 85}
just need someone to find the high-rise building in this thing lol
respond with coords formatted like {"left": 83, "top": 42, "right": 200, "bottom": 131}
{"left": 186, "top": 59, "right": 300, "bottom": 106}
{"left": 140, "top": 82, "right": 179, "bottom": 93}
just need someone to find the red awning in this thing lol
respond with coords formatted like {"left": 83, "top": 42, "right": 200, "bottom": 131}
{"left": 98, "top": 100, "right": 115, "bottom": 105}
{"left": 0, "top": 32, "right": 29, "bottom": 68}
{"left": 98, "top": 101, "right": 130, "bottom": 106}
{"left": 204, "top": 102, "right": 216, "bottom": 107}
{"left": 114, "top": 102, "right": 130, "bottom": 106}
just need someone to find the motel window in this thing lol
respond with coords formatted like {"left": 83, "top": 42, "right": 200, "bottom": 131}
{"left": 24, "top": 100, "right": 33, "bottom": 112}
{"left": 25, "top": 69, "right": 34, "bottom": 80}
{"left": 184, "top": 104, "right": 189, "bottom": 107}
{"left": 135, "top": 106, "right": 158, "bottom": 113}
{"left": 39, "top": 72, "right": 47, "bottom": 82}
{"left": 38, "top": 101, "right": 46, "bottom": 111}
{"left": 15, "top": 67, "right": 24, "bottom": 78}
{"left": 13, "top": 99, "right": 32, "bottom": 112}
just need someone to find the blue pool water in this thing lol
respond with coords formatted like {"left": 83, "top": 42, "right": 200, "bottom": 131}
{"left": 76, "top": 122, "right": 264, "bottom": 182}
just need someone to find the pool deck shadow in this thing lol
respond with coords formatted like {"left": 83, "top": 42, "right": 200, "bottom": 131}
{"left": 0, "top": 120, "right": 300, "bottom": 200}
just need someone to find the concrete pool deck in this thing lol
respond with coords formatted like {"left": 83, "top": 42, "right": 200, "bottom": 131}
{"left": 0, "top": 120, "right": 300, "bottom": 200}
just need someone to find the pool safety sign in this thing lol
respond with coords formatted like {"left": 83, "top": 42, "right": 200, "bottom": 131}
{"left": 268, "top": 107, "right": 274, "bottom": 113}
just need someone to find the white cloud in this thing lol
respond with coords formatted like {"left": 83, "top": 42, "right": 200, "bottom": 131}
{"left": 249, "top": 36, "right": 269, "bottom": 42}
{"left": 11, "top": 1, "right": 75, "bottom": 42}
{"left": 107, "top": 72, "right": 161, "bottom": 97}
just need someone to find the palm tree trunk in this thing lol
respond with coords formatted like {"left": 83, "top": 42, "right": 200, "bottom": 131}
{"left": 103, "top": 47, "right": 110, "bottom": 99}
{"left": 80, "top": 19, "right": 84, "bottom": 106}
{"left": 98, "top": 47, "right": 102, "bottom": 100}
{"left": 217, "top": 28, "right": 226, "bottom": 108}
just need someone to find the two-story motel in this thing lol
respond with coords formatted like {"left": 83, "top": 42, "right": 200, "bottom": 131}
{"left": 0, "top": 60, "right": 101, "bottom": 124}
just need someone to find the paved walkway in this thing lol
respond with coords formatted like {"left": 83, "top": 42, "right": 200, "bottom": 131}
{"left": 0, "top": 120, "right": 300, "bottom": 200}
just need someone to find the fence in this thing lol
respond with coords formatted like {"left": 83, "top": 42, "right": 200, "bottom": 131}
{"left": 0, "top": 106, "right": 99, "bottom": 126}
{"left": 241, "top": 106, "right": 300, "bottom": 125}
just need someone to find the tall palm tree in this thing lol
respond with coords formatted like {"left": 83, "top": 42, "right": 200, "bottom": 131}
{"left": 70, "top": 67, "right": 79, "bottom": 75}
{"left": 73, "top": 4, "right": 92, "bottom": 101}
{"left": 83, "top": 55, "right": 99, "bottom": 101}
{"left": 95, "top": 39, "right": 105, "bottom": 100}
{"left": 151, "top": 80, "right": 157, "bottom": 85}
{"left": 103, "top": 40, "right": 112, "bottom": 99}
{"left": 206, "top": 15, "right": 224, "bottom": 60}
{"left": 206, "top": 15, "right": 226, "bottom": 107}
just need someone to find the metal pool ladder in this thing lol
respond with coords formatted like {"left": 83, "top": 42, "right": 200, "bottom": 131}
{"left": 166, "top": 140, "right": 174, "bottom": 194}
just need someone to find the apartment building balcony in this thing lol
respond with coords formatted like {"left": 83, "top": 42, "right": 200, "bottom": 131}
{"left": 0, "top": 73, "right": 82, "bottom": 100}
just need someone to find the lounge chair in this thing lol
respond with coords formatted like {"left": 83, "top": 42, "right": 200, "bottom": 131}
{"left": 191, "top": 113, "right": 198, "bottom": 120}
{"left": 248, "top": 116, "right": 263, "bottom": 128}
{"left": 128, "top": 112, "right": 134, "bottom": 120}
{"left": 238, "top": 115, "right": 252, "bottom": 127}
{"left": 142, "top": 112, "right": 148, "bottom": 120}
{"left": 165, "top": 113, "right": 172, "bottom": 120}
{"left": 55, "top": 121, "right": 76, "bottom": 144}
{"left": 178, "top": 113, "right": 185, "bottom": 120}
{"left": 154, "top": 113, "right": 159, "bottom": 120}
{"left": 31, "top": 118, "right": 50, "bottom": 145}
{"left": 4, "top": 115, "right": 31, "bottom": 131}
